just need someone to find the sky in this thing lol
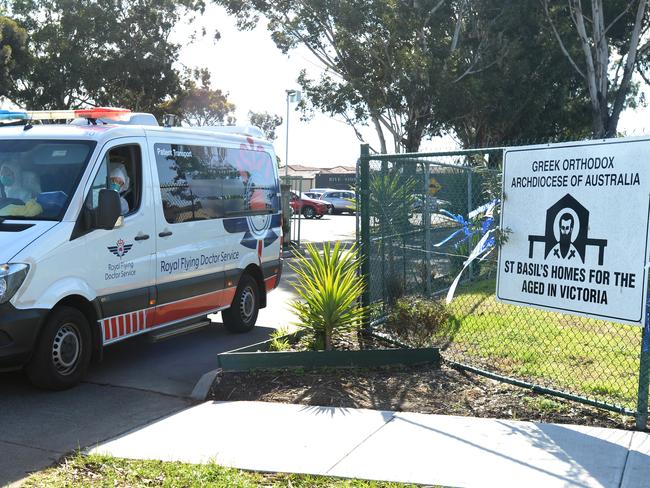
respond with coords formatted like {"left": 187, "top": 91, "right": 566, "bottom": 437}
{"left": 177, "top": 5, "right": 649, "bottom": 168}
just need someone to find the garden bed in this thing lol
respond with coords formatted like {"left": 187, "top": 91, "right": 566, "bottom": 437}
{"left": 209, "top": 362, "right": 635, "bottom": 430}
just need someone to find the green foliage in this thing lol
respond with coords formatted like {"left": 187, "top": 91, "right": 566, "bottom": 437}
{"left": 268, "top": 326, "right": 292, "bottom": 352}
{"left": 6, "top": 0, "right": 205, "bottom": 115}
{"left": 443, "top": 0, "right": 593, "bottom": 147}
{"left": 0, "top": 15, "right": 28, "bottom": 98}
{"left": 385, "top": 297, "right": 452, "bottom": 347}
{"left": 23, "top": 452, "right": 414, "bottom": 487}
{"left": 216, "top": 0, "right": 597, "bottom": 151}
{"left": 289, "top": 242, "right": 366, "bottom": 351}
{"left": 248, "top": 110, "right": 282, "bottom": 141}
{"left": 217, "top": 0, "right": 507, "bottom": 153}
{"left": 161, "top": 68, "right": 236, "bottom": 126}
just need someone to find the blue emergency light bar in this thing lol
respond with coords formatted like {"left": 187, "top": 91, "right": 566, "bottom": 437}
{"left": 0, "top": 110, "right": 28, "bottom": 121}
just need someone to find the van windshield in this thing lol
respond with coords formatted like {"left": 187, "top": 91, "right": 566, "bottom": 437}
{"left": 0, "top": 139, "right": 96, "bottom": 221}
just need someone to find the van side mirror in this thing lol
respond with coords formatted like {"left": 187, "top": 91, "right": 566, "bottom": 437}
{"left": 96, "top": 189, "right": 122, "bottom": 230}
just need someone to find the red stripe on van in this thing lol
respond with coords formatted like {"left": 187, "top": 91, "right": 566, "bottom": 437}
{"left": 154, "top": 288, "right": 236, "bottom": 326}
{"left": 127, "top": 314, "right": 133, "bottom": 335}
{"left": 265, "top": 275, "right": 277, "bottom": 291}
{"left": 103, "top": 320, "right": 111, "bottom": 341}
{"left": 145, "top": 308, "right": 155, "bottom": 329}
{"left": 111, "top": 318, "right": 118, "bottom": 339}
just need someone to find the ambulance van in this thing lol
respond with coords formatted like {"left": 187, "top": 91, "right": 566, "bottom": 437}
{"left": 0, "top": 108, "right": 282, "bottom": 389}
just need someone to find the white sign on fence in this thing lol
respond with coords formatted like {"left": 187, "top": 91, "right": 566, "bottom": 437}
{"left": 496, "top": 138, "right": 650, "bottom": 325}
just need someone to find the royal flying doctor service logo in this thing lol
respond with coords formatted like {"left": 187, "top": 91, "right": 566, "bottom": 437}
{"left": 108, "top": 239, "right": 133, "bottom": 258}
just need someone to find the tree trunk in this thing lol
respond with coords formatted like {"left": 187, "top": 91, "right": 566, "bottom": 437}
{"left": 324, "top": 328, "right": 332, "bottom": 351}
{"left": 372, "top": 116, "right": 388, "bottom": 154}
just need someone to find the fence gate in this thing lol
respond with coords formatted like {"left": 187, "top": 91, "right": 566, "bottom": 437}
{"left": 357, "top": 144, "right": 650, "bottom": 428}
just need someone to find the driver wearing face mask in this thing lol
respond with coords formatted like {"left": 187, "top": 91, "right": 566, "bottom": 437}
{"left": 108, "top": 162, "right": 130, "bottom": 215}
{"left": 0, "top": 162, "right": 32, "bottom": 202}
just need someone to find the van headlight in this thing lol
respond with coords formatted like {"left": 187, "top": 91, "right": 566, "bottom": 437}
{"left": 0, "top": 264, "right": 29, "bottom": 304}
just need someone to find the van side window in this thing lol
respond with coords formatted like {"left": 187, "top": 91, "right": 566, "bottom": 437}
{"left": 87, "top": 145, "right": 142, "bottom": 216}
{"left": 154, "top": 143, "right": 278, "bottom": 224}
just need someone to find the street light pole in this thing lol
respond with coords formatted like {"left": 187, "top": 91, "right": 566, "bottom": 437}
{"left": 284, "top": 89, "right": 301, "bottom": 179}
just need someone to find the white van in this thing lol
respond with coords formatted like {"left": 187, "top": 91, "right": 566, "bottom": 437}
{"left": 0, "top": 111, "right": 282, "bottom": 389}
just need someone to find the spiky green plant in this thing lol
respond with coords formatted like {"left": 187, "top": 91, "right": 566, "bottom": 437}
{"left": 289, "top": 242, "right": 367, "bottom": 350}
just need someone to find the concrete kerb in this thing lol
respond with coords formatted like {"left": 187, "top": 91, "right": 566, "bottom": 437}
{"left": 190, "top": 368, "right": 222, "bottom": 401}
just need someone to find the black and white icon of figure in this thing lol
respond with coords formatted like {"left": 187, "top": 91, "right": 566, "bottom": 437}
{"left": 528, "top": 194, "right": 607, "bottom": 265}
{"left": 550, "top": 211, "right": 579, "bottom": 260}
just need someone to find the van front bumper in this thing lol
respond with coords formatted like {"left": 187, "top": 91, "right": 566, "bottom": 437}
{"left": 0, "top": 303, "right": 47, "bottom": 370}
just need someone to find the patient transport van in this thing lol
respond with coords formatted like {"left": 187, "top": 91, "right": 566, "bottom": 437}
{"left": 0, "top": 108, "right": 282, "bottom": 389}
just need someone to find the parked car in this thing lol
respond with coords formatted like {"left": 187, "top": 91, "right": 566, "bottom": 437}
{"left": 411, "top": 195, "right": 451, "bottom": 213}
{"left": 289, "top": 191, "right": 330, "bottom": 219}
{"left": 319, "top": 189, "right": 356, "bottom": 214}
{"left": 303, "top": 191, "right": 324, "bottom": 200}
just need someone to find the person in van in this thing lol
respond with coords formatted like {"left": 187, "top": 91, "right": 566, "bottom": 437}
{"left": 0, "top": 161, "right": 32, "bottom": 202}
{"left": 108, "top": 161, "right": 131, "bottom": 215}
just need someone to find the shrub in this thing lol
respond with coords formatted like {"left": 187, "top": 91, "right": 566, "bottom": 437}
{"left": 289, "top": 242, "right": 367, "bottom": 351}
{"left": 268, "top": 327, "right": 292, "bottom": 352}
{"left": 384, "top": 296, "right": 451, "bottom": 347}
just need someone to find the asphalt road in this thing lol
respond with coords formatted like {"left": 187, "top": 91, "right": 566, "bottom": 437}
{"left": 290, "top": 213, "right": 357, "bottom": 245}
{"left": 0, "top": 215, "right": 350, "bottom": 486}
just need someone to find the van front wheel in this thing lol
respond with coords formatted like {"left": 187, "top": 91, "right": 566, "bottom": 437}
{"left": 26, "top": 306, "right": 91, "bottom": 390}
{"left": 223, "top": 274, "right": 259, "bottom": 333}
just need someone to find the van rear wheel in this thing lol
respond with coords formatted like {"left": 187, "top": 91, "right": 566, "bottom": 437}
{"left": 223, "top": 274, "right": 259, "bottom": 333}
{"left": 25, "top": 306, "right": 91, "bottom": 390}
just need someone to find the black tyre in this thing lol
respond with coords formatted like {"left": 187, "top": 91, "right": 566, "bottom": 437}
{"left": 302, "top": 206, "right": 315, "bottom": 219}
{"left": 223, "top": 274, "right": 260, "bottom": 333}
{"left": 25, "top": 306, "right": 91, "bottom": 390}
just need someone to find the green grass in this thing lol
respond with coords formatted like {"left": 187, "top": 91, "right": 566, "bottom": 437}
{"left": 22, "top": 453, "right": 420, "bottom": 487}
{"left": 446, "top": 278, "right": 642, "bottom": 409}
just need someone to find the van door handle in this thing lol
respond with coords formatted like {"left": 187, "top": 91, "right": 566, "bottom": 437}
{"left": 134, "top": 234, "right": 150, "bottom": 241}
{"left": 158, "top": 231, "right": 173, "bottom": 237}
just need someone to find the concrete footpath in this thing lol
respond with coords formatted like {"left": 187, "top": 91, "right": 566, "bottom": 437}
{"left": 90, "top": 401, "right": 650, "bottom": 488}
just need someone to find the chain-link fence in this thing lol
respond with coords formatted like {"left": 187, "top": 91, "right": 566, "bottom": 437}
{"left": 357, "top": 144, "right": 649, "bottom": 428}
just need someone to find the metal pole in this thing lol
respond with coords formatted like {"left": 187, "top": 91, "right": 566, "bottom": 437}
{"left": 424, "top": 162, "right": 432, "bottom": 295}
{"left": 360, "top": 144, "right": 371, "bottom": 316}
{"left": 636, "top": 292, "right": 650, "bottom": 430}
{"left": 285, "top": 92, "right": 290, "bottom": 179}
{"left": 297, "top": 177, "right": 302, "bottom": 248}
{"left": 467, "top": 168, "right": 474, "bottom": 281}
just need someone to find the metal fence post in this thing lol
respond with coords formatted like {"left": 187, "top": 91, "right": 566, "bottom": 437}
{"left": 467, "top": 167, "right": 473, "bottom": 281}
{"left": 423, "top": 162, "right": 432, "bottom": 295}
{"left": 359, "top": 145, "right": 371, "bottom": 314}
{"left": 636, "top": 292, "right": 650, "bottom": 430}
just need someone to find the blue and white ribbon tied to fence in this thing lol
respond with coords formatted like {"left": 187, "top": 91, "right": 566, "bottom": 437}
{"left": 433, "top": 199, "right": 499, "bottom": 304}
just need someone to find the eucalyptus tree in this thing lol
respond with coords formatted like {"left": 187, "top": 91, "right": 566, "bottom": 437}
{"left": 0, "top": 14, "right": 27, "bottom": 99}
{"left": 5, "top": 0, "right": 205, "bottom": 114}
{"left": 541, "top": 0, "right": 649, "bottom": 138}
{"left": 216, "top": 0, "right": 504, "bottom": 153}
{"left": 248, "top": 111, "right": 282, "bottom": 141}
{"left": 162, "top": 68, "right": 236, "bottom": 126}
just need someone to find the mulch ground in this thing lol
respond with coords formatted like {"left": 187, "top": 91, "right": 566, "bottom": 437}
{"left": 209, "top": 363, "right": 636, "bottom": 430}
